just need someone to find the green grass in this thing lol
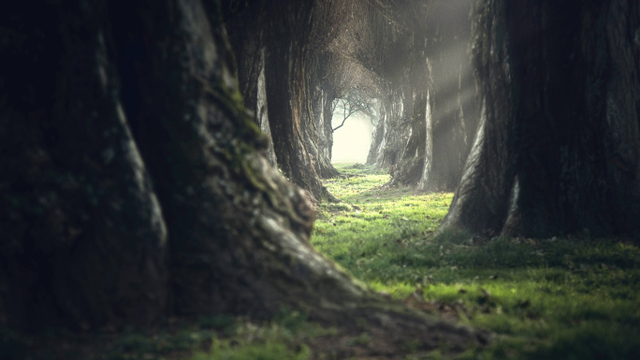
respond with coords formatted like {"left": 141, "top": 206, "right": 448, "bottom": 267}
{"left": 311, "top": 163, "right": 640, "bottom": 359}
{"left": 7, "top": 163, "right": 640, "bottom": 359}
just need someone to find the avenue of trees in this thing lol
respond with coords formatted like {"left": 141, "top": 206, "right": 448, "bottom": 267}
{"left": 1, "top": 0, "right": 638, "bottom": 350}
{"left": 224, "top": 0, "right": 479, "bottom": 198}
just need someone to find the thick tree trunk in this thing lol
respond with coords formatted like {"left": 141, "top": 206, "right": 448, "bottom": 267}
{"left": 0, "top": 0, "right": 168, "bottom": 330}
{"left": 388, "top": 30, "right": 431, "bottom": 187}
{"left": 423, "top": 54, "right": 477, "bottom": 191}
{"left": 254, "top": 50, "right": 278, "bottom": 167}
{"left": 368, "top": 89, "right": 412, "bottom": 170}
{"left": 314, "top": 84, "right": 342, "bottom": 178}
{"left": 306, "top": 81, "right": 341, "bottom": 179}
{"left": 443, "top": 0, "right": 640, "bottom": 238}
{"left": 265, "top": 45, "right": 338, "bottom": 202}
{"left": 389, "top": 89, "right": 428, "bottom": 187}
{"left": 262, "top": 1, "right": 339, "bottom": 202}
{"left": 223, "top": 2, "right": 277, "bottom": 166}
{"left": 366, "top": 100, "right": 386, "bottom": 165}
{"left": 388, "top": 0, "right": 479, "bottom": 191}
{"left": 225, "top": 0, "right": 340, "bottom": 195}
{"left": 1, "top": 0, "right": 488, "bottom": 350}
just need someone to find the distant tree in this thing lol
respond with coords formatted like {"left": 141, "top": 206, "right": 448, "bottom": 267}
{"left": 332, "top": 89, "right": 378, "bottom": 132}
{"left": 443, "top": 0, "right": 640, "bottom": 238}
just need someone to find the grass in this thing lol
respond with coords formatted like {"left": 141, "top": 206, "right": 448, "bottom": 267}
{"left": 3, "top": 311, "right": 330, "bottom": 360}
{"left": 311, "top": 163, "right": 640, "bottom": 359}
{"left": 6, "top": 162, "right": 640, "bottom": 359}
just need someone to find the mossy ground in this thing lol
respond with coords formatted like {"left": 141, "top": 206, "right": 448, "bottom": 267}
{"left": 6, "top": 163, "right": 640, "bottom": 359}
{"left": 312, "top": 163, "right": 640, "bottom": 359}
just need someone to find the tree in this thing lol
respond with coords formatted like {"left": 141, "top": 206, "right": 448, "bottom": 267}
{"left": 222, "top": 0, "right": 343, "bottom": 198}
{"left": 0, "top": 0, "right": 487, "bottom": 350}
{"left": 366, "top": 85, "right": 413, "bottom": 170}
{"left": 386, "top": 0, "right": 479, "bottom": 190}
{"left": 332, "top": 89, "right": 378, "bottom": 132}
{"left": 222, "top": 0, "right": 278, "bottom": 167}
{"left": 443, "top": 0, "right": 640, "bottom": 238}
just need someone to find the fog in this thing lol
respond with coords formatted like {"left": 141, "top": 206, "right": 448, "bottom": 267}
{"left": 331, "top": 112, "right": 374, "bottom": 164}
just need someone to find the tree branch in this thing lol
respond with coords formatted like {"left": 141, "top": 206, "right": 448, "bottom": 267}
{"left": 332, "top": 111, "right": 355, "bottom": 132}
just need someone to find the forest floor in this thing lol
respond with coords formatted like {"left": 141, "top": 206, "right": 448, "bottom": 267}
{"left": 312, "top": 163, "right": 640, "bottom": 359}
{"left": 5, "top": 163, "right": 640, "bottom": 360}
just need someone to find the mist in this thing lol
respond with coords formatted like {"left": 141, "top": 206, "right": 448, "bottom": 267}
{"left": 331, "top": 112, "right": 374, "bottom": 164}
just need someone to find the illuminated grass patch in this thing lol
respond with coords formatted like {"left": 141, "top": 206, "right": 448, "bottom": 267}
{"left": 312, "top": 163, "right": 640, "bottom": 360}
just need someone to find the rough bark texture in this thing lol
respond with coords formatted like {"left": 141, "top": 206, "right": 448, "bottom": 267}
{"left": 0, "top": 0, "right": 168, "bottom": 330}
{"left": 0, "top": 0, "right": 489, "bottom": 350}
{"left": 387, "top": 29, "right": 430, "bottom": 187}
{"left": 320, "top": 84, "right": 338, "bottom": 167}
{"left": 304, "top": 56, "right": 341, "bottom": 180}
{"left": 367, "top": 101, "right": 386, "bottom": 165}
{"left": 223, "top": 1, "right": 276, "bottom": 166}
{"left": 225, "top": 0, "right": 341, "bottom": 196}
{"left": 368, "top": 89, "right": 413, "bottom": 170}
{"left": 264, "top": 11, "right": 339, "bottom": 202}
{"left": 443, "top": 0, "right": 640, "bottom": 238}
{"left": 389, "top": 89, "right": 428, "bottom": 187}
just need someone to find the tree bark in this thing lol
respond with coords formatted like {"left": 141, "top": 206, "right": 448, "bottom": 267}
{"left": 426, "top": 41, "right": 477, "bottom": 191}
{"left": 388, "top": 0, "right": 479, "bottom": 191}
{"left": 366, "top": 101, "right": 386, "bottom": 165}
{"left": 0, "top": 0, "right": 488, "bottom": 350}
{"left": 321, "top": 85, "right": 337, "bottom": 165}
{"left": 389, "top": 88, "right": 428, "bottom": 187}
{"left": 264, "top": 38, "right": 338, "bottom": 201}
{"left": 223, "top": 1, "right": 277, "bottom": 166}
{"left": 443, "top": 0, "right": 640, "bottom": 238}
{"left": 309, "top": 81, "right": 341, "bottom": 178}
{"left": 303, "top": 54, "right": 341, "bottom": 180}
{"left": 368, "top": 88, "right": 413, "bottom": 170}
{"left": 0, "top": 0, "right": 168, "bottom": 329}
{"left": 223, "top": 0, "right": 338, "bottom": 192}
{"left": 255, "top": 50, "right": 278, "bottom": 167}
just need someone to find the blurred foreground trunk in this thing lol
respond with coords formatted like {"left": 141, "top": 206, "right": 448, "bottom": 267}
{"left": 389, "top": 0, "right": 479, "bottom": 191}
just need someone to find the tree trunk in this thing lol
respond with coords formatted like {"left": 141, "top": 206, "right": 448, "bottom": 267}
{"left": 225, "top": 0, "right": 340, "bottom": 196}
{"left": 443, "top": 0, "right": 640, "bottom": 238}
{"left": 422, "top": 53, "right": 477, "bottom": 191}
{"left": 264, "top": 42, "right": 338, "bottom": 202}
{"left": 389, "top": 89, "right": 428, "bottom": 187}
{"left": 254, "top": 50, "right": 278, "bottom": 167}
{"left": 388, "top": 30, "right": 431, "bottom": 188}
{"left": 366, "top": 100, "right": 386, "bottom": 165}
{"left": 314, "top": 83, "right": 342, "bottom": 178}
{"left": 368, "top": 89, "right": 412, "bottom": 170}
{"left": 261, "top": 1, "right": 339, "bottom": 202}
{"left": 305, "top": 78, "right": 341, "bottom": 179}
{"left": 0, "top": 0, "right": 169, "bottom": 329}
{"left": 388, "top": 0, "right": 479, "bottom": 191}
{"left": 223, "top": 2, "right": 277, "bottom": 166}
{"left": 0, "top": 0, "right": 488, "bottom": 350}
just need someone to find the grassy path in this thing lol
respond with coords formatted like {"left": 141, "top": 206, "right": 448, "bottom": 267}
{"left": 312, "top": 164, "right": 640, "bottom": 359}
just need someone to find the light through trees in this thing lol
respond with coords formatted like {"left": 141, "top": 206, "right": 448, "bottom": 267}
{"left": 331, "top": 90, "right": 379, "bottom": 163}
